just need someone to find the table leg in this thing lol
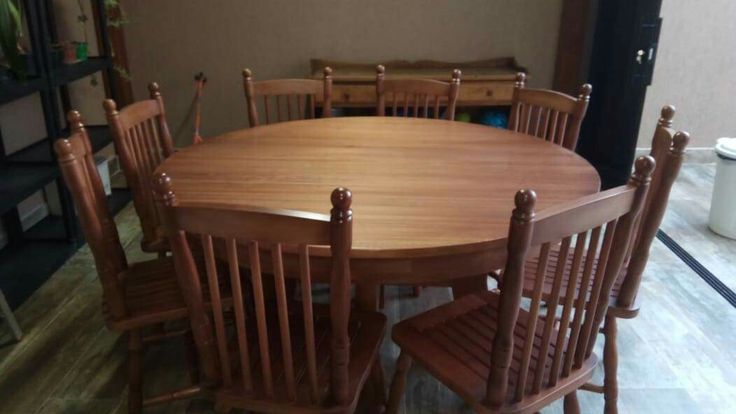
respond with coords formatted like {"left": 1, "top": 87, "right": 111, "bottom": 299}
{"left": 356, "top": 282, "right": 380, "bottom": 311}
{"left": 451, "top": 274, "right": 488, "bottom": 300}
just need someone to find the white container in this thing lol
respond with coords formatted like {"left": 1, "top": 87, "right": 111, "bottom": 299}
{"left": 95, "top": 155, "right": 112, "bottom": 196}
{"left": 708, "top": 137, "right": 736, "bottom": 239}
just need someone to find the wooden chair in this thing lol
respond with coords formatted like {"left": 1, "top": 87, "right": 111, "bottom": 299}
{"left": 508, "top": 72, "right": 592, "bottom": 150}
{"left": 55, "top": 111, "right": 202, "bottom": 414}
{"left": 243, "top": 67, "right": 333, "bottom": 128}
{"left": 104, "top": 83, "right": 175, "bottom": 257}
{"left": 386, "top": 156, "right": 655, "bottom": 414}
{"left": 154, "top": 178, "right": 387, "bottom": 413}
{"left": 376, "top": 65, "right": 461, "bottom": 120}
{"left": 511, "top": 105, "right": 690, "bottom": 413}
{"left": 374, "top": 64, "right": 461, "bottom": 303}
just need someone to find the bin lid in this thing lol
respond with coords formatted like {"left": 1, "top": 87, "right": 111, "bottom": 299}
{"left": 715, "top": 137, "right": 736, "bottom": 160}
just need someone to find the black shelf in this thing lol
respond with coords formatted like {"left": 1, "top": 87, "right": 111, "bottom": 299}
{"left": 0, "top": 163, "right": 59, "bottom": 215}
{"left": 0, "top": 0, "right": 119, "bottom": 308}
{"left": 0, "top": 188, "right": 131, "bottom": 309}
{"left": 50, "top": 57, "right": 111, "bottom": 87}
{"left": 6, "top": 125, "right": 114, "bottom": 163}
{"left": 0, "top": 58, "right": 110, "bottom": 107}
{"left": 22, "top": 213, "right": 66, "bottom": 241}
{"left": 0, "top": 76, "right": 47, "bottom": 106}
{"left": 0, "top": 238, "right": 81, "bottom": 309}
{"left": 23, "top": 188, "right": 130, "bottom": 241}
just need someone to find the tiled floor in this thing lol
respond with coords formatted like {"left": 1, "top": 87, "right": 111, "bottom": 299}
{"left": 0, "top": 164, "right": 734, "bottom": 413}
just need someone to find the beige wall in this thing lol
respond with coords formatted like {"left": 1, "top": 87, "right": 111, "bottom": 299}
{"left": 123, "top": 0, "right": 563, "bottom": 145}
{"left": 639, "top": 0, "right": 736, "bottom": 149}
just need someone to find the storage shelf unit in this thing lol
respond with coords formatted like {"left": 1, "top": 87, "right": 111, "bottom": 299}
{"left": 0, "top": 0, "right": 129, "bottom": 309}
{"left": 7, "top": 125, "right": 113, "bottom": 163}
{"left": 0, "top": 76, "right": 47, "bottom": 105}
{"left": 0, "top": 163, "right": 59, "bottom": 215}
{"left": 50, "top": 57, "right": 111, "bottom": 87}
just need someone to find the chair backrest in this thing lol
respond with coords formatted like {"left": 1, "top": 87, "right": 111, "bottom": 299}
{"left": 54, "top": 111, "right": 129, "bottom": 320}
{"left": 243, "top": 67, "right": 333, "bottom": 128}
{"left": 154, "top": 174, "right": 355, "bottom": 407}
{"left": 617, "top": 105, "right": 690, "bottom": 308}
{"left": 508, "top": 72, "right": 592, "bottom": 150}
{"left": 485, "top": 156, "right": 655, "bottom": 408}
{"left": 376, "top": 65, "right": 461, "bottom": 120}
{"left": 104, "top": 82, "right": 175, "bottom": 252}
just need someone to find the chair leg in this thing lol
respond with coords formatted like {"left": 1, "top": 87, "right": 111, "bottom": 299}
{"left": 563, "top": 391, "right": 580, "bottom": 414}
{"left": 183, "top": 331, "right": 200, "bottom": 384}
{"left": 603, "top": 314, "right": 619, "bottom": 414}
{"left": 386, "top": 352, "right": 413, "bottom": 414}
{"left": 128, "top": 330, "right": 143, "bottom": 414}
{"left": 370, "top": 357, "right": 387, "bottom": 406}
{"left": 379, "top": 285, "right": 386, "bottom": 309}
{"left": 0, "top": 289, "right": 22, "bottom": 341}
{"left": 214, "top": 401, "right": 231, "bottom": 414}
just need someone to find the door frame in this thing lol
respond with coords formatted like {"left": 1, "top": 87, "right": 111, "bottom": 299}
{"left": 554, "top": 0, "right": 664, "bottom": 189}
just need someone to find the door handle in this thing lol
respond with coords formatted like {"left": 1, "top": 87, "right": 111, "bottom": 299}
{"left": 636, "top": 49, "right": 645, "bottom": 64}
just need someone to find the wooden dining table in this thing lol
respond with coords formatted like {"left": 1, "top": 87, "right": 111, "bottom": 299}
{"left": 156, "top": 117, "right": 600, "bottom": 311}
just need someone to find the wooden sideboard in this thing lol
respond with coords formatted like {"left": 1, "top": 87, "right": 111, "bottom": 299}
{"left": 309, "top": 57, "right": 525, "bottom": 108}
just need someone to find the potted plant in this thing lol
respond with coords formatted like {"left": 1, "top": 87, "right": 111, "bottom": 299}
{"left": 62, "top": 41, "right": 78, "bottom": 64}
{"left": 75, "top": 0, "right": 89, "bottom": 61}
{"left": 50, "top": 43, "right": 64, "bottom": 68}
{"left": 0, "top": 0, "right": 26, "bottom": 79}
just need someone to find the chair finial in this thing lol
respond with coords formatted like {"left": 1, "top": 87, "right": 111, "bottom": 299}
{"left": 513, "top": 189, "right": 536, "bottom": 221}
{"left": 659, "top": 105, "right": 676, "bottom": 127}
{"left": 376, "top": 64, "right": 385, "bottom": 76}
{"left": 579, "top": 83, "right": 592, "bottom": 100}
{"left": 243, "top": 68, "right": 253, "bottom": 80}
{"left": 54, "top": 138, "right": 74, "bottom": 158}
{"left": 452, "top": 69, "right": 462, "bottom": 84}
{"left": 331, "top": 187, "right": 352, "bottom": 210}
{"left": 672, "top": 131, "right": 690, "bottom": 155}
{"left": 631, "top": 155, "right": 656, "bottom": 186}
{"left": 148, "top": 82, "right": 161, "bottom": 99}
{"left": 515, "top": 72, "right": 526, "bottom": 88}
{"left": 67, "top": 110, "right": 84, "bottom": 132}
{"left": 324, "top": 66, "right": 333, "bottom": 78}
{"left": 330, "top": 187, "right": 353, "bottom": 224}
{"left": 153, "top": 172, "right": 177, "bottom": 207}
{"left": 102, "top": 98, "right": 118, "bottom": 114}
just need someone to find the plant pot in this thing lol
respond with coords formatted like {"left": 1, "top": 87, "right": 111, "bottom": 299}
{"left": 76, "top": 42, "right": 88, "bottom": 61}
{"left": 50, "top": 46, "right": 64, "bottom": 69}
{"left": 62, "top": 42, "right": 78, "bottom": 64}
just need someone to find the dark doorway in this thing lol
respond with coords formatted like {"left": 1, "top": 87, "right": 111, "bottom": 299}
{"left": 555, "top": 0, "right": 664, "bottom": 189}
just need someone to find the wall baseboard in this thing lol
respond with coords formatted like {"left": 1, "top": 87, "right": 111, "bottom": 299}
{"left": 636, "top": 147, "right": 715, "bottom": 164}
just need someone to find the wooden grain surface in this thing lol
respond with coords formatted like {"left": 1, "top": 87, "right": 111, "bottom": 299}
{"left": 309, "top": 58, "right": 523, "bottom": 82}
{"left": 156, "top": 117, "right": 599, "bottom": 260}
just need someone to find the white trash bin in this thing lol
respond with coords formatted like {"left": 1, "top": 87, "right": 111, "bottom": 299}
{"left": 708, "top": 137, "right": 736, "bottom": 239}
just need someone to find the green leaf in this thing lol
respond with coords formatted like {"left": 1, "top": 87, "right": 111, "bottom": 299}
{"left": 7, "top": 0, "right": 21, "bottom": 35}
{"left": 0, "top": 0, "right": 25, "bottom": 78}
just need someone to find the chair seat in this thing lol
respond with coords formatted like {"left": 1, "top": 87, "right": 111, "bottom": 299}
{"left": 392, "top": 291, "right": 597, "bottom": 413}
{"left": 104, "top": 257, "right": 187, "bottom": 331}
{"left": 215, "top": 307, "right": 386, "bottom": 413}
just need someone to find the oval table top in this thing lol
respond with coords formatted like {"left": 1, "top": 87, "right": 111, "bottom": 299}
{"left": 157, "top": 117, "right": 600, "bottom": 259}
